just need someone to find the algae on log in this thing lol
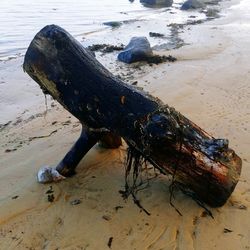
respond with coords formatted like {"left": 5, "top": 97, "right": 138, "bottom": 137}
{"left": 23, "top": 25, "right": 242, "bottom": 207}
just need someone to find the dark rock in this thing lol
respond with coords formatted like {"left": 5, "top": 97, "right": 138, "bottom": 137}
{"left": 181, "top": 0, "right": 205, "bottom": 10}
{"left": 70, "top": 199, "right": 81, "bottom": 205}
{"left": 118, "top": 37, "right": 153, "bottom": 64}
{"left": 149, "top": 32, "right": 165, "bottom": 38}
{"left": 140, "top": 0, "right": 173, "bottom": 7}
{"left": 103, "top": 21, "right": 122, "bottom": 28}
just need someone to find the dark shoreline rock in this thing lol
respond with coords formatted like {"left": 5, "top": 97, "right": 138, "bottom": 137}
{"left": 181, "top": 0, "right": 205, "bottom": 10}
{"left": 118, "top": 37, "right": 153, "bottom": 64}
{"left": 103, "top": 19, "right": 141, "bottom": 29}
{"left": 140, "top": 0, "right": 173, "bottom": 7}
{"left": 117, "top": 36, "right": 177, "bottom": 65}
{"left": 103, "top": 21, "right": 123, "bottom": 28}
{"left": 181, "top": 0, "right": 221, "bottom": 10}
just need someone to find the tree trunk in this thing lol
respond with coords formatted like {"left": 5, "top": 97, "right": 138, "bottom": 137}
{"left": 23, "top": 25, "right": 242, "bottom": 207}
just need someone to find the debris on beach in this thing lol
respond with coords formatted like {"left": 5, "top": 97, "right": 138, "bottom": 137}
{"left": 149, "top": 32, "right": 165, "bottom": 38}
{"left": 107, "top": 237, "right": 113, "bottom": 248}
{"left": 47, "top": 194, "right": 55, "bottom": 202}
{"left": 140, "top": 0, "right": 173, "bottom": 7}
{"left": 223, "top": 228, "right": 233, "bottom": 233}
{"left": 70, "top": 199, "right": 81, "bottom": 205}
{"left": 88, "top": 44, "right": 124, "bottom": 53}
{"left": 45, "top": 186, "right": 55, "bottom": 202}
{"left": 46, "top": 186, "right": 54, "bottom": 194}
{"left": 37, "top": 166, "right": 65, "bottom": 183}
{"left": 181, "top": 0, "right": 205, "bottom": 10}
{"left": 145, "top": 54, "right": 177, "bottom": 65}
{"left": 103, "top": 21, "right": 122, "bottom": 28}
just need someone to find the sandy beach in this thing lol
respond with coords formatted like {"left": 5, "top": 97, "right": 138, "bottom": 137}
{"left": 0, "top": 0, "right": 250, "bottom": 249}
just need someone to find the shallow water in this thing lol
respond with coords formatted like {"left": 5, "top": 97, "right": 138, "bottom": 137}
{"left": 0, "top": 0, "right": 203, "bottom": 61}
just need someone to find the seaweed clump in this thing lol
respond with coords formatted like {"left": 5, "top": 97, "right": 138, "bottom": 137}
{"left": 145, "top": 55, "right": 177, "bottom": 65}
{"left": 88, "top": 44, "right": 125, "bottom": 53}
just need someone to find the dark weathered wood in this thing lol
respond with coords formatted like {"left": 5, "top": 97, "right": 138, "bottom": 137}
{"left": 23, "top": 25, "right": 242, "bottom": 207}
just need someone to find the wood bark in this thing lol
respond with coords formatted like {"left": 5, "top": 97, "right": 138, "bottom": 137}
{"left": 23, "top": 25, "right": 242, "bottom": 207}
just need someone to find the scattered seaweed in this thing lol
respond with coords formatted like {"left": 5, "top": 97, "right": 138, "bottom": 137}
{"left": 224, "top": 228, "right": 233, "bottom": 233}
{"left": 28, "top": 129, "right": 57, "bottom": 141}
{"left": 149, "top": 32, "right": 165, "bottom": 38}
{"left": 120, "top": 146, "right": 158, "bottom": 216}
{"left": 5, "top": 148, "right": 17, "bottom": 153}
{"left": 88, "top": 44, "right": 124, "bottom": 53}
{"left": 46, "top": 186, "right": 54, "bottom": 194}
{"left": 114, "top": 206, "right": 123, "bottom": 211}
{"left": 120, "top": 105, "right": 216, "bottom": 217}
{"left": 47, "top": 194, "right": 55, "bottom": 202}
{"left": 145, "top": 55, "right": 177, "bottom": 65}
{"left": 107, "top": 237, "right": 113, "bottom": 248}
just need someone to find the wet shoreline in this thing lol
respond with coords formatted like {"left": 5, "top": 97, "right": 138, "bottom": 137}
{"left": 0, "top": 0, "right": 224, "bottom": 62}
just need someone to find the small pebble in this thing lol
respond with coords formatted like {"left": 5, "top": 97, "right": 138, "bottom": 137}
{"left": 239, "top": 205, "right": 247, "bottom": 210}
{"left": 102, "top": 215, "right": 111, "bottom": 221}
{"left": 70, "top": 199, "right": 81, "bottom": 205}
{"left": 224, "top": 228, "right": 233, "bottom": 233}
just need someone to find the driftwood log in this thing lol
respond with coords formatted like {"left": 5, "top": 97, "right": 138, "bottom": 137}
{"left": 23, "top": 25, "right": 242, "bottom": 208}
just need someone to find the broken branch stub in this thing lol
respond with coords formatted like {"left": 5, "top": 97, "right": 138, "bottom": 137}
{"left": 23, "top": 25, "right": 242, "bottom": 207}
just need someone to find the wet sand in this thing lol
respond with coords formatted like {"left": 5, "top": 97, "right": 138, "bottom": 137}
{"left": 0, "top": 0, "right": 250, "bottom": 249}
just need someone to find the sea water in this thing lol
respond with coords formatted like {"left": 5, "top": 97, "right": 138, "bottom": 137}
{"left": 0, "top": 0, "right": 204, "bottom": 61}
